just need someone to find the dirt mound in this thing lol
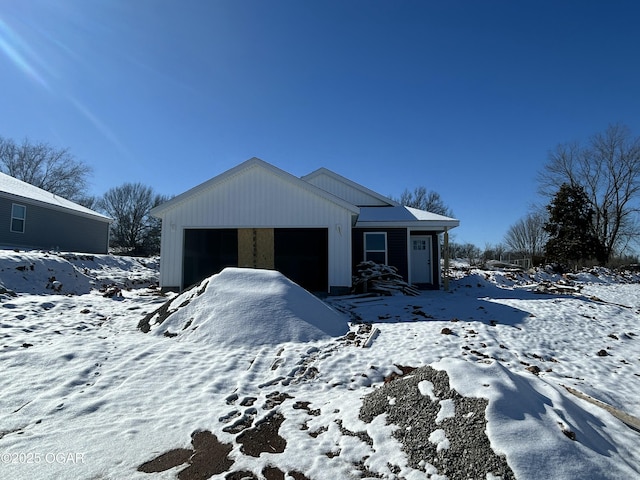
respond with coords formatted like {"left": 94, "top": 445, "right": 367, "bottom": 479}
{"left": 139, "top": 268, "right": 349, "bottom": 345}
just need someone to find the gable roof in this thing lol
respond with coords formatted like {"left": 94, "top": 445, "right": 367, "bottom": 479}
{"left": 0, "top": 172, "right": 111, "bottom": 222}
{"left": 151, "top": 157, "right": 360, "bottom": 217}
{"left": 301, "top": 168, "right": 400, "bottom": 207}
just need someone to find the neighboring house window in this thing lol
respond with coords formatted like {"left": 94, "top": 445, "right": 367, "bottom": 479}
{"left": 364, "top": 232, "right": 387, "bottom": 264}
{"left": 11, "top": 204, "right": 26, "bottom": 233}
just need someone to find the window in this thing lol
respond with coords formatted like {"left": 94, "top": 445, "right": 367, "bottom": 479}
{"left": 413, "top": 239, "right": 427, "bottom": 250}
{"left": 11, "top": 204, "right": 26, "bottom": 233}
{"left": 364, "top": 232, "right": 387, "bottom": 264}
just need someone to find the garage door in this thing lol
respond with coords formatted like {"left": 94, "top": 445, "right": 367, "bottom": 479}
{"left": 183, "top": 229, "right": 238, "bottom": 288}
{"left": 274, "top": 228, "right": 328, "bottom": 292}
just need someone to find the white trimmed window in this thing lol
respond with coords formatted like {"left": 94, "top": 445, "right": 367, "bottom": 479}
{"left": 11, "top": 204, "right": 26, "bottom": 233}
{"left": 364, "top": 232, "right": 387, "bottom": 264}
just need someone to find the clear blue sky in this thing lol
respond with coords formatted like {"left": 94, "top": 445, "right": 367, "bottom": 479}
{"left": 2, "top": 0, "right": 640, "bottom": 247}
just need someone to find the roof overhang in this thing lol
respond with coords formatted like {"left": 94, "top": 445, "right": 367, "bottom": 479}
{"left": 0, "top": 191, "right": 112, "bottom": 223}
{"left": 355, "top": 206, "right": 459, "bottom": 232}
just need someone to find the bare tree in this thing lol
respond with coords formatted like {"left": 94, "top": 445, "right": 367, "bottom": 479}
{"left": 538, "top": 124, "right": 640, "bottom": 261}
{"left": 459, "top": 242, "right": 482, "bottom": 267}
{"left": 396, "top": 186, "right": 455, "bottom": 217}
{"left": 504, "top": 211, "right": 548, "bottom": 260}
{"left": 482, "top": 242, "right": 506, "bottom": 262}
{"left": 0, "top": 136, "right": 92, "bottom": 201}
{"left": 98, "top": 183, "right": 168, "bottom": 255}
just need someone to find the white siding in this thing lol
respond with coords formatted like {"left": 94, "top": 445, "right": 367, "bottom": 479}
{"left": 304, "top": 173, "right": 390, "bottom": 206}
{"left": 157, "top": 164, "right": 354, "bottom": 289}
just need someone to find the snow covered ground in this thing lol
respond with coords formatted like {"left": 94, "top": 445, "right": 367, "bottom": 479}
{"left": 1, "top": 251, "right": 639, "bottom": 479}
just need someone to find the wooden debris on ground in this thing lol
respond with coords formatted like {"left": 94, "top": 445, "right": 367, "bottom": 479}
{"left": 534, "top": 280, "right": 582, "bottom": 295}
{"left": 563, "top": 385, "right": 640, "bottom": 433}
{"left": 352, "top": 261, "right": 420, "bottom": 296}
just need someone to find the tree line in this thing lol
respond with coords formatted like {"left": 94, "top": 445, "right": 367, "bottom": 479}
{"left": 3, "top": 124, "right": 639, "bottom": 266}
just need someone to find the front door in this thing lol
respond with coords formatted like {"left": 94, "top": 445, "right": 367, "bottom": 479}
{"left": 410, "top": 235, "right": 432, "bottom": 284}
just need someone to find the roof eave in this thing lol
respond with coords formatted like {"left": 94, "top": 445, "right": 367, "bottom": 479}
{"left": 0, "top": 192, "right": 112, "bottom": 223}
{"left": 355, "top": 220, "right": 460, "bottom": 231}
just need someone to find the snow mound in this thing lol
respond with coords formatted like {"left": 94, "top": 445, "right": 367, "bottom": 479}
{"left": 0, "top": 250, "right": 159, "bottom": 295}
{"left": 0, "top": 251, "right": 93, "bottom": 294}
{"left": 142, "top": 268, "right": 349, "bottom": 345}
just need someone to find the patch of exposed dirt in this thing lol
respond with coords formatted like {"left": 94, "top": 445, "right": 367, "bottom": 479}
{"left": 237, "top": 412, "right": 287, "bottom": 457}
{"left": 137, "top": 430, "right": 233, "bottom": 479}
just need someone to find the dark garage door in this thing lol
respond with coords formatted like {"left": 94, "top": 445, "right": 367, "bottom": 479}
{"left": 274, "top": 228, "right": 328, "bottom": 292}
{"left": 183, "top": 229, "right": 238, "bottom": 288}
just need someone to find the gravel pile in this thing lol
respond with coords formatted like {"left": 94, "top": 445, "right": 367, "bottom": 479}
{"left": 360, "top": 366, "right": 515, "bottom": 479}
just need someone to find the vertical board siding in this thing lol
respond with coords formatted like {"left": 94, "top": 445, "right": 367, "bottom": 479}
{"left": 157, "top": 165, "right": 353, "bottom": 290}
{"left": 305, "top": 174, "right": 389, "bottom": 206}
{"left": 0, "top": 196, "right": 109, "bottom": 253}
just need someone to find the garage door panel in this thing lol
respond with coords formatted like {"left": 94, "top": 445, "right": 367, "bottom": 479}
{"left": 183, "top": 229, "right": 238, "bottom": 288}
{"left": 274, "top": 228, "right": 328, "bottom": 292}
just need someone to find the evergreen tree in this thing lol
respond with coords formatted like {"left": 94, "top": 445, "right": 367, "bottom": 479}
{"left": 543, "top": 183, "right": 605, "bottom": 267}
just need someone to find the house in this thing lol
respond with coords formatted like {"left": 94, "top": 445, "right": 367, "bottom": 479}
{"left": 0, "top": 172, "right": 111, "bottom": 254}
{"left": 151, "top": 157, "right": 459, "bottom": 293}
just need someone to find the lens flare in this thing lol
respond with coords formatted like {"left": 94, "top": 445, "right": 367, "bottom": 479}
{"left": 0, "top": 17, "right": 49, "bottom": 90}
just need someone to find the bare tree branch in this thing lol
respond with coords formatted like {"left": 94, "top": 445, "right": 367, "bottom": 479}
{"left": 396, "top": 186, "right": 454, "bottom": 217}
{"left": 0, "top": 136, "right": 92, "bottom": 201}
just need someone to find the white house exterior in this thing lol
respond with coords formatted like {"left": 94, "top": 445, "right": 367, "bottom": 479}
{"left": 151, "top": 157, "right": 459, "bottom": 293}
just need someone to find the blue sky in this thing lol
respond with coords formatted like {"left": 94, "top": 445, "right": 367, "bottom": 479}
{"left": 2, "top": 0, "right": 640, "bottom": 247}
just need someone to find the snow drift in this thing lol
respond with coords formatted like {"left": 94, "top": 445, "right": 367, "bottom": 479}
{"left": 140, "top": 267, "right": 349, "bottom": 345}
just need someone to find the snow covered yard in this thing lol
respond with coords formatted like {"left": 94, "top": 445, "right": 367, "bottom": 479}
{"left": 1, "top": 252, "right": 639, "bottom": 480}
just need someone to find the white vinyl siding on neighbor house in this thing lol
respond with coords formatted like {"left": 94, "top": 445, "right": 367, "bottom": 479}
{"left": 364, "top": 232, "right": 387, "bottom": 264}
{"left": 10, "top": 204, "right": 26, "bottom": 233}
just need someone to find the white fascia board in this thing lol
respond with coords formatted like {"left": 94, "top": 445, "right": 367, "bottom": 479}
{"left": 355, "top": 220, "right": 460, "bottom": 231}
{"left": 302, "top": 167, "right": 400, "bottom": 207}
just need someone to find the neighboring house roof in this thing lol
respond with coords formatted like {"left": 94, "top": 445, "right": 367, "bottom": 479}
{"left": 301, "top": 167, "right": 401, "bottom": 207}
{"left": 356, "top": 206, "right": 459, "bottom": 230}
{"left": 151, "top": 157, "right": 360, "bottom": 217}
{"left": 0, "top": 172, "right": 111, "bottom": 222}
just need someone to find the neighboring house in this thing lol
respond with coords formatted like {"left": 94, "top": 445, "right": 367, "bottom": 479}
{"left": 0, "top": 172, "right": 111, "bottom": 254}
{"left": 151, "top": 157, "right": 459, "bottom": 293}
